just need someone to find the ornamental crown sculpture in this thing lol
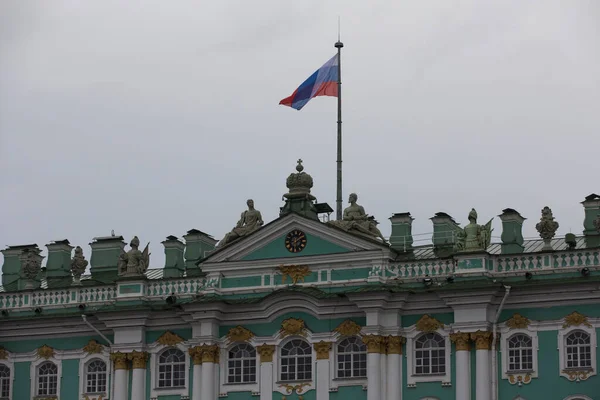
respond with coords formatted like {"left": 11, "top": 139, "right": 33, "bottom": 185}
{"left": 284, "top": 159, "right": 315, "bottom": 199}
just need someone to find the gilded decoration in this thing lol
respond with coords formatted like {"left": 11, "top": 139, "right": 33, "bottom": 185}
{"left": 508, "top": 373, "right": 532, "bottom": 385}
{"left": 334, "top": 319, "right": 362, "bottom": 337}
{"left": 279, "top": 382, "right": 311, "bottom": 395}
{"left": 562, "top": 311, "right": 592, "bottom": 329}
{"left": 278, "top": 265, "right": 311, "bottom": 285}
{"left": 156, "top": 331, "right": 184, "bottom": 346}
{"left": 386, "top": 336, "right": 406, "bottom": 355}
{"left": 280, "top": 318, "right": 306, "bottom": 338}
{"left": 110, "top": 352, "right": 128, "bottom": 370}
{"left": 257, "top": 344, "right": 275, "bottom": 362}
{"left": 450, "top": 332, "right": 471, "bottom": 351}
{"left": 201, "top": 344, "right": 219, "bottom": 363}
{"left": 362, "top": 335, "right": 384, "bottom": 354}
{"left": 0, "top": 347, "right": 7, "bottom": 360}
{"left": 313, "top": 341, "right": 332, "bottom": 360}
{"left": 127, "top": 351, "right": 149, "bottom": 369}
{"left": 84, "top": 395, "right": 104, "bottom": 400}
{"left": 506, "top": 313, "right": 530, "bottom": 330}
{"left": 83, "top": 339, "right": 104, "bottom": 354}
{"left": 188, "top": 346, "right": 203, "bottom": 365}
{"left": 562, "top": 369, "right": 592, "bottom": 382}
{"left": 37, "top": 345, "right": 55, "bottom": 360}
{"left": 415, "top": 315, "right": 444, "bottom": 332}
{"left": 226, "top": 326, "right": 255, "bottom": 343}
{"left": 470, "top": 330, "right": 493, "bottom": 350}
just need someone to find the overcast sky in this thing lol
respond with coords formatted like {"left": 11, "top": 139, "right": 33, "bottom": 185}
{"left": 1, "top": 1, "right": 599, "bottom": 268}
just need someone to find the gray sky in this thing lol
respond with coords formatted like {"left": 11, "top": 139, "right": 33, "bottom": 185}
{"left": 1, "top": 0, "right": 599, "bottom": 268}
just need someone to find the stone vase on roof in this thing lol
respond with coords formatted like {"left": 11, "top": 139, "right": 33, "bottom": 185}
{"left": 535, "top": 206, "right": 559, "bottom": 251}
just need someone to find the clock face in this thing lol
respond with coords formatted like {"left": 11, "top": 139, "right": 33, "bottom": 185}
{"left": 285, "top": 229, "right": 307, "bottom": 253}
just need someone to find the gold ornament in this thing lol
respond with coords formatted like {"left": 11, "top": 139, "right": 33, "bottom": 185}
{"left": 83, "top": 339, "right": 104, "bottom": 354}
{"left": 450, "top": 332, "right": 471, "bottom": 351}
{"left": 415, "top": 315, "right": 444, "bottom": 332}
{"left": 280, "top": 318, "right": 306, "bottom": 337}
{"left": 0, "top": 347, "right": 7, "bottom": 360}
{"left": 257, "top": 344, "right": 275, "bottom": 362}
{"left": 156, "top": 331, "right": 184, "bottom": 346}
{"left": 508, "top": 373, "right": 532, "bottom": 385}
{"left": 84, "top": 395, "right": 104, "bottom": 400}
{"left": 563, "top": 311, "right": 592, "bottom": 329}
{"left": 362, "top": 335, "right": 384, "bottom": 353}
{"left": 188, "top": 346, "right": 203, "bottom": 365}
{"left": 470, "top": 330, "right": 492, "bottom": 350}
{"left": 201, "top": 344, "right": 219, "bottom": 363}
{"left": 334, "top": 319, "right": 362, "bottom": 337}
{"left": 279, "top": 382, "right": 311, "bottom": 394}
{"left": 386, "top": 336, "right": 406, "bottom": 355}
{"left": 562, "top": 369, "right": 591, "bottom": 381}
{"left": 127, "top": 351, "right": 149, "bottom": 369}
{"left": 37, "top": 345, "right": 55, "bottom": 360}
{"left": 313, "top": 341, "right": 332, "bottom": 360}
{"left": 506, "top": 313, "right": 530, "bottom": 329}
{"left": 226, "top": 326, "right": 255, "bottom": 343}
{"left": 278, "top": 265, "right": 311, "bottom": 285}
{"left": 110, "top": 352, "right": 128, "bottom": 370}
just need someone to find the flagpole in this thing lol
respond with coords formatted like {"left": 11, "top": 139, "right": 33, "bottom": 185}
{"left": 335, "top": 38, "right": 343, "bottom": 221}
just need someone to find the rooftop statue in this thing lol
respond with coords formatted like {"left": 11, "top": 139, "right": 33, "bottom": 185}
{"left": 536, "top": 206, "right": 559, "bottom": 250}
{"left": 118, "top": 236, "right": 150, "bottom": 276}
{"left": 217, "top": 199, "right": 264, "bottom": 248}
{"left": 328, "top": 193, "right": 387, "bottom": 243}
{"left": 21, "top": 248, "right": 42, "bottom": 281}
{"left": 70, "top": 246, "right": 88, "bottom": 285}
{"left": 455, "top": 208, "right": 493, "bottom": 252}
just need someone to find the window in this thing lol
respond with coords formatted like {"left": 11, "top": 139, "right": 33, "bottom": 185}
{"left": 158, "top": 348, "right": 186, "bottom": 388}
{"left": 565, "top": 331, "right": 592, "bottom": 369}
{"left": 337, "top": 337, "right": 367, "bottom": 378}
{"left": 280, "top": 339, "right": 312, "bottom": 381}
{"left": 228, "top": 344, "right": 257, "bottom": 383}
{"left": 0, "top": 364, "right": 9, "bottom": 398}
{"left": 37, "top": 362, "right": 58, "bottom": 396}
{"left": 508, "top": 334, "right": 533, "bottom": 372}
{"left": 414, "top": 333, "right": 445, "bottom": 375}
{"left": 86, "top": 359, "right": 107, "bottom": 393}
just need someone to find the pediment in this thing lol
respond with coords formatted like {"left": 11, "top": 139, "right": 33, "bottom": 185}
{"left": 202, "top": 213, "right": 389, "bottom": 264}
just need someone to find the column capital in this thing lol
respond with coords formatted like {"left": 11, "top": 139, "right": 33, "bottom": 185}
{"left": 257, "top": 344, "right": 275, "bottom": 363}
{"left": 470, "top": 330, "right": 493, "bottom": 350}
{"left": 110, "top": 351, "right": 129, "bottom": 370}
{"left": 313, "top": 341, "right": 332, "bottom": 360}
{"left": 127, "top": 350, "right": 149, "bottom": 369}
{"left": 386, "top": 335, "right": 406, "bottom": 355}
{"left": 200, "top": 344, "right": 220, "bottom": 363}
{"left": 362, "top": 334, "right": 385, "bottom": 354}
{"left": 188, "top": 346, "right": 203, "bottom": 365}
{"left": 450, "top": 332, "right": 471, "bottom": 351}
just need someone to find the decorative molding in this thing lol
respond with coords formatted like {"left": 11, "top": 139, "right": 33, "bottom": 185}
{"left": 37, "top": 345, "right": 55, "bottom": 360}
{"left": 226, "top": 326, "right": 255, "bottom": 343}
{"left": 415, "top": 314, "right": 444, "bottom": 332}
{"left": 508, "top": 373, "right": 532, "bottom": 385}
{"left": 201, "top": 344, "right": 219, "bottom": 363}
{"left": 156, "top": 331, "right": 185, "bottom": 346}
{"left": 333, "top": 319, "right": 362, "bottom": 337}
{"left": 563, "top": 311, "right": 592, "bottom": 328}
{"left": 84, "top": 395, "right": 105, "bottom": 400}
{"left": 561, "top": 369, "right": 592, "bottom": 382}
{"left": 280, "top": 317, "right": 306, "bottom": 338}
{"left": 450, "top": 332, "right": 471, "bottom": 351}
{"left": 279, "top": 382, "right": 311, "bottom": 395}
{"left": 278, "top": 264, "right": 311, "bottom": 285}
{"left": 470, "top": 330, "right": 493, "bottom": 350}
{"left": 506, "top": 313, "right": 530, "bottom": 330}
{"left": 110, "top": 351, "right": 128, "bottom": 370}
{"left": 313, "top": 341, "right": 332, "bottom": 360}
{"left": 82, "top": 339, "right": 104, "bottom": 354}
{"left": 361, "top": 335, "right": 384, "bottom": 354}
{"left": 188, "top": 346, "right": 203, "bottom": 365}
{"left": 386, "top": 336, "right": 405, "bottom": 355}
{"left": 128, "top": 350, "right": 149, "bottom": 369}
{"left": 0, "top": 347, "right": 7, "bottom": 360}
{"left": 257, "top": 344, "right": 275, "bottom": 363}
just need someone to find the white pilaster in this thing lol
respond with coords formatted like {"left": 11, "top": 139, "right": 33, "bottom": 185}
{"left": 386, "top": 353, "right": 401, "bottom": 400}
{"left": 131, "top": 368, "right": 145, "bottom": 400}
{"left": 367, "top": 352, "right": 381, "bottom": 400}
{"left": 201, "top": 361, "right": 215, "bottom": 400}
{"left": 451, "top": 333, "right": 471, "bottom": 400}
{"left": 190, "top": 349, "right": 202, "bottom": 400}
{"left": 113, "top": 368, "right": 128, "bottom": 400}
{"left": 380, "top": 350, "right": 387, "bottom": 400}
{"left": 257, "top": 344, "right": 275, "bottom": 400}
{"left": 472, "top": 331, "right": 492, "bottom": 400}
{"left": 316, "top": 359, "right": 330, "bottom": 400}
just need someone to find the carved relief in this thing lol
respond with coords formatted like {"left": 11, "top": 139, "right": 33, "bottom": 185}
{"left": 127, "top": 351, "right": 149, "bottom": 369}
{"left": 188, "top": 346, "right": 203, "bottom": 365}
{"left": 226, "top": 326, "right": 255, "bottom": 343}
{"left": 508, "top": 373, "right": 532, "bottom": 385}
{"left": 83, "top": 339, "right": 104, "bottom": 354}
{"left": 563, "top": 311, "right": 592, "bottom": 328}
{"left": 156, "top": 331, "right": 184, "bottom": 346}
{"left": 362, "top": 335, "right": 384, "bottom": 353}
{"left": 257, "top": 344, "right": 275, "bottom": 363}
{"left": 415, "top": 315, "right": 444, "bottom": 332}
{"left": 562, "top": 369, "right": 591, "bottom": 382}
{"left": 110, "top": 352, "right": 128, "bottom": 370}
{"left": 0, "top": 347, "right": 7, "bottom": 360}
{"left": 506, "top": 313, "right": 530, "bottom": 330}
{"left": 386, "top": 336, "right": 406, "bottom": 355}
{"left": 334, "top": 319, "right": 362, "bottom": 337}
{"left": 470, "top": 330, "right": 493, "bottom": 350}
{"left": 313, "top": 341, "right": 332, "bottom": 360}
{"left": 201, "top": 344, "right": 220, "bottom": 363}
{"left": 279, "top": 382, "right": 311, "bottom": 395}
{"left": 280, "top": 318, "right": 306, "bottom": 338}
{"left": 450, "top": 332, "right": 471, "bottom": 351}
{"left": 37, "top": 345, "right": 55, "bottom": 360}
{"left": 278, "top": 265, "right": 311, "bottom": 285}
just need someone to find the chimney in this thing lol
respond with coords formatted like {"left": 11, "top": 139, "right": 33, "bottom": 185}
{"left": 1, "top": 244, "right": 39, "bottom": 289}
{"left": 162, "top": 236, "right": 185, "bottom": 278}
{"left": 499, "top": 209, "right": 526, "bottom": 254}
{"left": 581, "top": 194, "right": 600, "bottom": 248}
{"left": 89, "top": 235, "right": 125, "bottom": 281}
{"left": 45, "top": 240, "right": 74, "bottom": 282}
{"left": 183, "top": 229, "right": 218, "bottom": 270}
{"left": 430, "top": 212, "right": 461, "bottom": 249}
{"left": 389, "top": 213, "right": 414, "bottom": 252}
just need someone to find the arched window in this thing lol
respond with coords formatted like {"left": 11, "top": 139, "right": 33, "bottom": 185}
{"left": 565, "top": 331, "right": 592, "bottom": 369}
{"left": 0, "top": 364, "right": 10, "bottom": 398}
{"left": 37, "top": 361, "right": 58, "bottom": 396}
{"left": 158, "top": 348, "right": 186, "bottom": 388}
{"left": 85, "top": 359, "right": 107, "bottom": 393}
{"left": 228, "top": 344, "right": 257, "bottom": 383}
{"left": 414, "top": 333, "right": 445, "bottom": 375}
{"left": 280, "top": 339, "right": 312, "bottom": 381}
{"left": 508, "top": 334, "right": 533, "bottom": 372}
{"left": 337, "top": 337, "right": 367, "bottom": 378}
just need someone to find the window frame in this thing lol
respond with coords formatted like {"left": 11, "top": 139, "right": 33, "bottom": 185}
{"left": 157, "top": 348, "right": 187, "bottom": 389}
{"left": 500, "top": 327, "right": 539, "bottom": 381}
{"left": 413, "top": 332, "right": 446, "bottom": 376}
{"left": 149, "top": 343, "right": 190, "bottom": 399}
{"left": 79, "top": 351, "right": 111, "bottom": 399}
{"left": 226, "top": 343, "right": 257, "bottom": 384}
{"left": 0, "top": 361, "right": 13, "bottom": 400}
{"left": 30, "top": 356, "right": 61, "bottom": 399}
{"left": 35, "top": 361, "right": 59, "bottom": 397}
{"left": 405, "top": 327, "right": 451, "bottom": 387}
{"left": 558, "top": 325, "right": 597, "bottom": 382}
{"left": 335, "top": 336, "right": 367, "bottom": 379}
{"left": 278, "top": 338, "right": 313, "bottom": 383}
{"left": 220, "top": 342, "right": 260, "bottom": 394}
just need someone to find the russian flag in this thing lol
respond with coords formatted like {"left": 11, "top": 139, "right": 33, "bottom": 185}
{"left": 279, "top": 54, "right": 339, "bottom": 111}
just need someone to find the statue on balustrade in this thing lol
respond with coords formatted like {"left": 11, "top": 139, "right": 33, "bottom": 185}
{"left": 118, "top": 236, "right": 150, "bottom": 276}
{"left": 217, "top": 199, "right": 264, "bottom": 248}
{"left": 328, "top": 193, "right": 387, "bottom": 243}
{"left": 70, "top": 246, "right": 88, "bottom": 285}
{"left": 455, "top": 208, "right": 492, "bottom": 252}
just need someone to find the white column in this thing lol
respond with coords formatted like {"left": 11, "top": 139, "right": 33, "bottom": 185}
{"left": 386, "top": 336, "right": 404, "bottom": 400}
{"left": 200, "top": 345, "right": 218, "bottom": 400}
{"left": 363, "top": 335, "right": 383, "bottom": 400}
{"left": 314, "top": 341, "right": 332, "bottom": 400}
{"left": 380, "top": 346, "right": 387, "bottom": 400}
{"left": 110, "top": 352, "right": 128, "bottom": 400}
{"left": 129, "top": 351, "right": 148, "bottom": 400}
{"left": 451, "top": 333, "right": 471, "bottom": 400}
{"left": 472, "top": 331, "right": 492, "bottom": 400}
{"left": 257, "top": 344, "right": 275, "bottom": 400}
{"left": 189, "top": 347, "right": 203, "bottom": 400}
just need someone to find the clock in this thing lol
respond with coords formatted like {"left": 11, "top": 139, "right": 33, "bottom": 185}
{"left": 285, "top": 229, "right": 307, "bottom": 253}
